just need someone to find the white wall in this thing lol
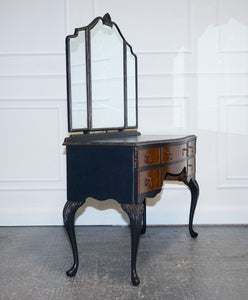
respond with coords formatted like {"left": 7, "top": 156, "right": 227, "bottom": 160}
{"left": 1, "top": 0, "right": 248, "bottom": 226}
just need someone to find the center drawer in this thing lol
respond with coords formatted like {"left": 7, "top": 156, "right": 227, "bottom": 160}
{"left": 161, "top": 144, "right": 187, "bottom": 163}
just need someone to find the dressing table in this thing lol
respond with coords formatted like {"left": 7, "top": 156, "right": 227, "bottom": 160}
{"left": 63, "top": 14, "right": 199, "bottom": 286}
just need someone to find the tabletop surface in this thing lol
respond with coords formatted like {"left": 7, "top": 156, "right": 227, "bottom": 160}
{"left": 64, "top": 133, "right": 196, "bottom": 147}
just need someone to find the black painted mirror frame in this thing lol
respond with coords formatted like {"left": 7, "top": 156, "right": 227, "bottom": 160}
{"left": 66, "top": 13, "right": 138, "bottom": 133}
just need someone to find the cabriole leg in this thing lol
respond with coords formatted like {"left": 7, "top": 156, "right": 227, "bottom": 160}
{"left": 140, "top": 198, "right": 146, "bottom": 235}
{"left": 63, "top": 200, "right": 85, "bottom": 277}
{"left": 121, "top": 203, "right": 144, "bottom": 286}
{"left": 186, "top": 178, "right": 199, "bottom": 238}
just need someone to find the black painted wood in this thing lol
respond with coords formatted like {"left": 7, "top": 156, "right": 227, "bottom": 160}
{"left": 63, "top": 14, "right": 199, "bottom": 286}
{"left": 66, "top": 145, "right": 136, "bottom": 204}
{"left": 64, "top": 133, "right": 196, "bottom": 146}
{"left": 186, "top": 178, "right": 199, "bottom": 238}
{"left": 140, "top": 198, "right": 147, "bottom": 235}
{"left": 121, "top": 203, "right": 144, "bottom": 286}
{"left": 63, "top": 134, "right": 199, "bottom": 285}
{"left": 63, "top": 200, "right": 85, "bottom": 276}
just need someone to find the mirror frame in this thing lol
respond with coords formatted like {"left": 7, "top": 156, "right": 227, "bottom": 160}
{"left": 66, "top": 13, "right": 138, "bottom": 133}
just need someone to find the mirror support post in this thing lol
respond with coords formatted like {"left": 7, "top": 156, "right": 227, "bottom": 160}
{"left": 123, "top": 42, "right": 128, "bottom": 129}
{"left": 85, "top": 28, "right": 92, "bottom": 131}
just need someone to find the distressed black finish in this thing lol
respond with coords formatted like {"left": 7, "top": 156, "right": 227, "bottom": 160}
{"left": 63, "top": 134, "right": 199, "bottom": 285}
{"left": 65, "top": 145, "right": 136, "bottom": 203}
{"left": 63, "top": 14, "right": 199, "bottom": 286}
{"left": 121, "top": 203, "right": 144, "bottom": 286}
{"left": 163, "top": 166, "right": 199, "bottom": 238}
{"left": 140, "top": 198, "right": 147, "bottom": 235}
{"left": 63, "top": 200, "right": 85, "bottom": 276}
{"left": 186, "top": 179, "right": 199, "bottom": 238}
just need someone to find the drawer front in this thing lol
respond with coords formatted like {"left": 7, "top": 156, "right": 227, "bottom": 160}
{"left": 138, "top": 168, "right": 161, "bottom": 194}
{"left": 161, "top": 144, "right": 187, "bottom": 163}
{"left": 187, "top": 140, "right": 196, "bottom": 156}
{"left": 187, "top": 157, "right": 195, "bottom": 175}
{"left": 138, "top": 148, "right": 160, "bottom": 168}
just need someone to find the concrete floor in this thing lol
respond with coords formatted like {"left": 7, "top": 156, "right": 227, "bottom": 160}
{"left": 1, "top": 225, "right": 248, "bottom": 300}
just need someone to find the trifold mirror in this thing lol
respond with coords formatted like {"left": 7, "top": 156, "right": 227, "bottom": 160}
{"left": 66, "top": 13, "right": 138, "bottom": 133}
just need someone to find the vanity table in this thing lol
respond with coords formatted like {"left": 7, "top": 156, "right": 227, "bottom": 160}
{"left": 63, "top": 14, "right": 199, "bottom": 286}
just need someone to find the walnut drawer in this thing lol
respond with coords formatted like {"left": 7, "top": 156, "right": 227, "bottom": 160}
{"left": 187, "top": 157, "right": 195, "bottom": 175}
{"left": 187, "top": 140, "right": 196, "bottom": 156}
{"left": 161, "top": 144, "right": 187, "bottom": 163}
{"left": 138, "top": 168, "right": 161, "bottom": 194}
{"left": 138, "top": 148, "right": 160, "bottom": 168}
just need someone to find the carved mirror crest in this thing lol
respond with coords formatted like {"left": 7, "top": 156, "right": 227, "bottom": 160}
{"left": 66, "top": 13, "right": 138, "bottom": 133}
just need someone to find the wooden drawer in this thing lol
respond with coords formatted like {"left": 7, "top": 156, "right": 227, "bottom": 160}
{"left": 138, "top": 148, "right": 160, "bottom": 168}
{"left": 161, "top": 144, "right": 187, "bottom": 163}
{"left": 187, "top": 140, "right": 196, "bottom": 156}
{"left": 138, "top": 168, "right": 161, "bottom": 194}
{"left": 187, "top": 157, "right": 195, "bottom": 175}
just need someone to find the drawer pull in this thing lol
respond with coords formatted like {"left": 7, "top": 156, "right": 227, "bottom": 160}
{"left": 144, "top": 177, "right": 153, "bottom": 187}
{"left": 144, "top": 154, "right": 152, "bottom": 164}
{"left": 167, "top": 152, "right": 173, "bottom": 160}
{"left": 182, "top": 148, "right": 188, "bottom": 156}
{"left": 188, "top": 145, "right": 193, "bottom": 154}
